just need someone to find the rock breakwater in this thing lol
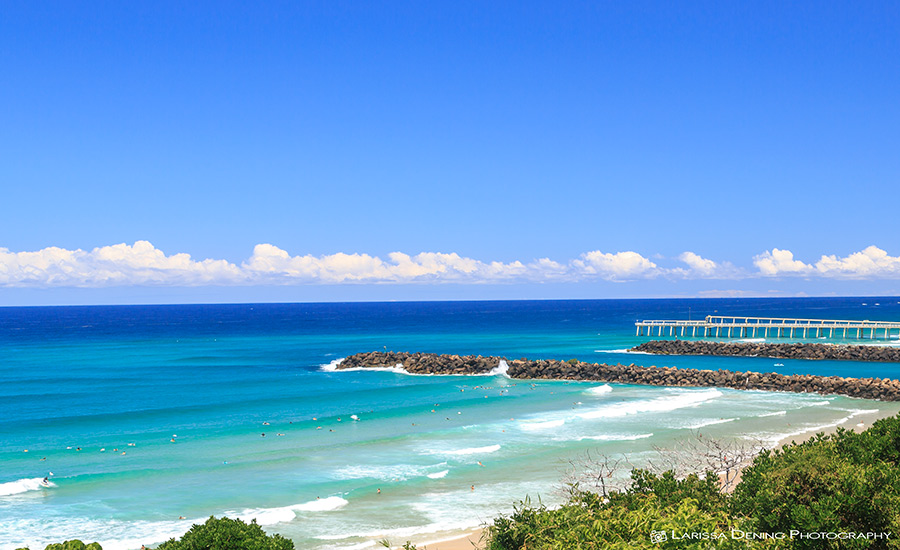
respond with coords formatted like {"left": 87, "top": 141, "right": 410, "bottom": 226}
{"left": 632, "top": 340, "right": 900, "bottom": 363}
{"left": 337, "top": 351, "right": 900, "bottom": 401}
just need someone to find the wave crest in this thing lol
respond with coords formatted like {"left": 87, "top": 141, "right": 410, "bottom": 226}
{"left": 577, "top": 389, "right": 722, "bottom": 420}
{"left": 0, "top": 477, "right": 52, "bottom": 497}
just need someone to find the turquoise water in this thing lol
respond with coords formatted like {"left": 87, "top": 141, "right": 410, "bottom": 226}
{"left": 2, "top": 298, "right": 900, "bottom": 549}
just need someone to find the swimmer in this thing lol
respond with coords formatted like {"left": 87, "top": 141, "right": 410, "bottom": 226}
{"left": 261, "top": 433, "right": 266, "bottom": 437}
{"left": 471, "top": 485, "right": 475, "bottom": 491}
{"left": 170, "top": 439, "right": 176, "bottom": 443}
{"left": 179, "top": 516, "right": 186, "bottom": 520}
{"left": 477, "top": 461, "right": 484, "bottom": 467}
{"left": 377, "top": 488, "right": 381, "bottom": 494}
{"left": 262, "top": 422, "right": 270, "bottom": 425}
{"left": 277, "top": 433, "right": 285, "bottom": 436}
{"left": 40, "top": 457, "right": 46, "bottom": 461}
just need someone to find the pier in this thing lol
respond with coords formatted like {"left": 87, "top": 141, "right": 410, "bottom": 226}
{"left": 635, "top": 316, "right": 900, "bottom": 341}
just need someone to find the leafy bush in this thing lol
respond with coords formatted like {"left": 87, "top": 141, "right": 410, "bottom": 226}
{"left": 732, "top": 420, "right": 900, "bottom": 549}
{"left": 487, "top": 470, "right": 746, "bottom": 549}
{"left": 40, "top": 541, "right": 101, "bottom": 550}
{"left": 155, "top": 517, "right": 293, "bottom": 550}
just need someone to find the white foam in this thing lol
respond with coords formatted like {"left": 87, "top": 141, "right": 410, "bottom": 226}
{"left": 230, "top": 505, "right": 297, "bottom": 526}
{"left": 594, "top": 349, "right": 652, "bottom": 355}
{"left": 519, "top": 419, "right": 565, "bottom": 431}
{"left": 737, "top": 338, "right": 766, "bottom": 343}
{"left": 585, "top": 384, "right": 613, "bottom": 395}
{"left": 757, "top": 410, "right": 787, "bottom": 417}
{"left": 0, "top": 516, "right": 206, "bottom": 550}
{"left": 576, "top": 433, "right": 654, "bottom": 441}
{"left": 292, "top": 496, "right": 349, "bottom": 512}
{"left": 333, "top": 464, "right": 431, "bottom": 482}
{"left": 0, "top": 477, "right": 52, "bottom": 497}
{"left": 227, "top": 496, "right": 349, "bottom": 527}
{"left": 577, "top": 388, "right": 722, "bottom": 420}
{"left": 754, "top": 409, "right": 880, "bottom": 446}
{"left": 427, "top": 470, "right": 449, "bottom": 479}
{"left": 319, "top": 358, "right": 345, "bottom": 372}
{"left": 487, "top": 360, "right": 509, "bottom": 377}
{"left": 330, "top": 362, "right": 412, "bottom": 375}
{"left": 432, "top": 444, "right": 501, "bottom": 456}
{"left": 682, "top": 418, "right": 737, "bottom": 429}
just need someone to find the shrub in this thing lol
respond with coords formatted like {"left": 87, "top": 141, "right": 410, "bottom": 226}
{"left": 155, "top": 516, "right": 293, "bottom": 550}
{"left": 487, "top": 470, "right": 746, "bottom": 549}
{"left": 43, "top": 542, "right": 99, "bottom": 550}
{"left": 732, "top": 418, "right": 900, "bottom": 549}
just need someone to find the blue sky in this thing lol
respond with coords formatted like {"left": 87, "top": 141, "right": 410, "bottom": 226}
{"left": 2, "top": 1, "right": 899, "bottom": 304}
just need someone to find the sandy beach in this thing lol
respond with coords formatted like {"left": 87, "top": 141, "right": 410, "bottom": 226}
{"left": 775, "top": 401, "right": 900, "bottom": 448}
{"left": 415, "top": 529, "right": 485, "bottom": 550}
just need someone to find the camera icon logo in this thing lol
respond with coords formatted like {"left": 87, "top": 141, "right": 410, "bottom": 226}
{"left": 650, "top": 530, "right": 668, "bottom": 543}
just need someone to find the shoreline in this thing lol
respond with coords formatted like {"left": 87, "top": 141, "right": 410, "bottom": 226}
{"left": 774, "top": 402, "right": 900, "bottom": 448}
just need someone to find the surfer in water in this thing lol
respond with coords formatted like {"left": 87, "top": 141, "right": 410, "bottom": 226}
{"left": 41, "top": 477, "right": 50, "bottom": 487}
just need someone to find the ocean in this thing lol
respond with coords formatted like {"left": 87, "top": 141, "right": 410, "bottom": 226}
{"left": 3, "top": 297, "right": 900, "bottom": 550}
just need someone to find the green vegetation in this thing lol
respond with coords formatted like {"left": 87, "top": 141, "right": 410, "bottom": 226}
{"left": 156, "top": 517, "right": 293, "bottom": 550}
{"left": 486, "top": 414, "right": 900, "bottom": 549}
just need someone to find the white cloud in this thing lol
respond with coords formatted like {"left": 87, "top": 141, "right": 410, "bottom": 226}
{"left": 243, "top": 245, "right": 529, "bottom": 283}
{"left": 753, "top": 248, "right": 813, "bottom": 276}
{"left": 814, "top": 246, "right": 900, "bottom": 278}
{"left": 0, "top": 241, "right": 243, "bottom": 287}
{"left": 3, "top": 242, "right": 899, "bottom": 288}
{"left": 572, "top": 250, "right": 660, "bottom": 280}
{"left": 754, "top": 246, "right": 900, "bottom": 278}
{"left": 678, "top": 252, "right": 717, "bottom": 276}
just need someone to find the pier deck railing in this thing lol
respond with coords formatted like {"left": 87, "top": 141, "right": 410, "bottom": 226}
{"left": 635, "top": 316, "right": 900, "bottom": 340}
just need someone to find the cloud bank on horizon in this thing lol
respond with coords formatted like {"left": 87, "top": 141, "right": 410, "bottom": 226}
{"left": 1, "top": 242, "right": 899, "bottom": 288}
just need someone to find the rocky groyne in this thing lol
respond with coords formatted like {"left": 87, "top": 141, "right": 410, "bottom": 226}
{"left": 631, "top": 340, "right": 900, "bottom": 363}
{"left": 337, "top": 351, "right": 900, "bottom": 401}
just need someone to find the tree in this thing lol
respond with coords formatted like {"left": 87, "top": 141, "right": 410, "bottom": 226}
{"left": 155, "top": 517, "right": 294, "bottom": 550}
